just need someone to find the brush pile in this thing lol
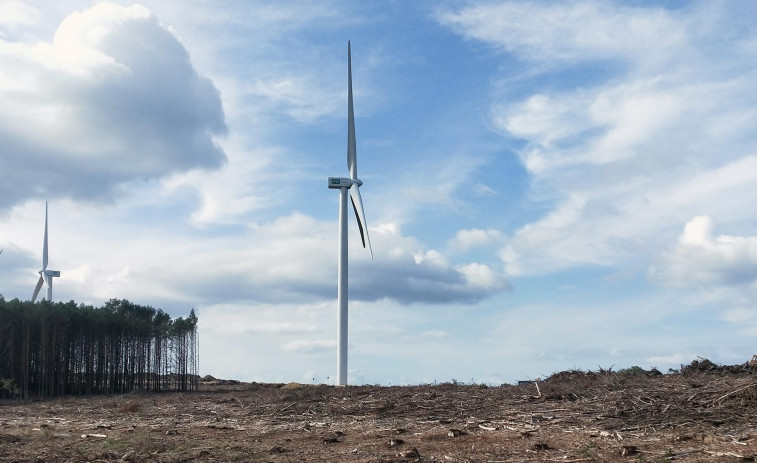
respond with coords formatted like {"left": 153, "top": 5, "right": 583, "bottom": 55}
{"left": 1, "top": 359, "right": 756, "bottom": 462}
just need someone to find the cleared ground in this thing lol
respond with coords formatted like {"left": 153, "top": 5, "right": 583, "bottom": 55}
{"left": 1, "top": 362, "right": 756, "bottom": 462}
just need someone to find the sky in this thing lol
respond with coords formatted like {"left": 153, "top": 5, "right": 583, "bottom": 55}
{"left": 2, "top": 0, "right": 757, "bottom": 385}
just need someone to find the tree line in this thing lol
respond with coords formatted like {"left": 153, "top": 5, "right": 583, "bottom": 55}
{"left": 0, "top": 297, "right": 198, "bottom": 398}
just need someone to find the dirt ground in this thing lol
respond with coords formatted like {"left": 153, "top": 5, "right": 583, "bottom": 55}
{"left": 1, "top": 363, "right": 757, "bottom": 462}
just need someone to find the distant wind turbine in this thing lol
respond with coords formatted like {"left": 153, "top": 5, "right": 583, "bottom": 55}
{"left": 32, "top": 202, "right": 60, "bottom": 303}
{"left": 328, "top": 41, "right": 373, "bottom": 386}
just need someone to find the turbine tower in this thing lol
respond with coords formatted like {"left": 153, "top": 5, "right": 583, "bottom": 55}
{"left": 32, "top": 202, "right": 60, "bottom": 303}
{"left": 328, "top": 41, "right": 373, "bottom": 386}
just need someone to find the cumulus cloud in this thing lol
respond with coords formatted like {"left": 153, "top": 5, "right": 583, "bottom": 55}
{"left": 449, "top": 228, "right": 505, "bottom": 251}
{"left": 457, "top": 263, "right": 508, "bottom": 290}
{"left": 0, "top": 1, "right": 40, "bottom": 31}
{"left": 350, "top": 225, "right": 510, "bottom": 303}
{"left": 652, "top": 216, "right": 757, "bottom": 287}
{"left": 0, "top": 2, "right": 226, "bottom": 211}
{"left": 44, "top": 211, "right": 510, "bottom": 308}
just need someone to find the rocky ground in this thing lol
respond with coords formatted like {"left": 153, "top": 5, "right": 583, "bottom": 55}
{"left": 1, "top": 360, "right": 756, "bottom": 462}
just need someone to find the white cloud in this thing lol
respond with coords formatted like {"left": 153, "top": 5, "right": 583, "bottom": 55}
{"left": 652, "top": 216, "right": 757, "bottom": 287}
{"left": 200, "top": 302, "right": 325, "bottom": 337}
{"left": 651, "top": 156, "right": 757, "bottom": 215}
{"left": 6, "top": 207, "right": 511, "bottom": 309}
{"left": 164, "top": 143, "right": 279, "bottom": 227}
{"left": 436, "top": 1, "right": 686, "bottom": 66}
{"left": 104, "top": 265, "right": 129, "bottom": 283}
{"left": 457, "top": 263, "right": 509, "bottom": 290}
{"left": 436, "top": 2, "right": 757, "bottom": 282}
{"left": 0, "top": 1, "right": 41, "bottom": 30}
{"left": 52, "top": 2, "right": 152, "bottom": 73}
{"left": 500, "top": 193, "right": 619, "bottom": 276}
{"left": 645, "top": 353, "right": 695, "bottom": 368}
{"left": 251, "top": 75, "right": 340, "bottom": 123}
{"left": 449, "top": 228, "right": 505, "bottom": 251}
{"left": 282, "top": 339, "right": 335, "bottom": 354}
{"left": 495, "top": 78, "right": 688, "bottom": 174}
{"left": 722, "top": 308, "right": 755, "bottom": 324}
{"left": 474, "top": 183, "right": 497, "bottom": 196}
{"left": 0, "top": 2, "right": 226, "bottom": 210}
{"left": 353, "top": 225, "right": 510, "bottom": 303}
{"left": 374, "top": 155, "right": 488, "bottom": 224}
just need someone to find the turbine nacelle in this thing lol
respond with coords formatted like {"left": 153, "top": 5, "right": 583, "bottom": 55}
{"left": 328, "top": 177, "right": 363, "bottom": 188}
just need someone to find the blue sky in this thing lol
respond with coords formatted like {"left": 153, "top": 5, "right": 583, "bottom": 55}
{"left": 2, "top": 0, "right": 757, "bottom": 385}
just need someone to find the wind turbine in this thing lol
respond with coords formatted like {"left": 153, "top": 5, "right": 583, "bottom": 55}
{"left": 328, "top": 41, "right": 373, "bottom": 386}
{"left": 32, "top": 202, "right": 60, "bottom": 303}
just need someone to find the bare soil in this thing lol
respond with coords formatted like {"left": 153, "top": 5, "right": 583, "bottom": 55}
{"left": 2, "top": 365, "right": 757, "bottom": 462}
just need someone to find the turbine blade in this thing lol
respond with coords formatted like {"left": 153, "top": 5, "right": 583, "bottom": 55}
{"left": 347, "top": 41, "right": 357, "bottom": 179}
{"left": 32, "top": 275, "right": 44, "bottom": 303}
{"left": 42, "top": 201, "right": 49, "bottom": 270}
{"left": 350, "top": 185, "right": 373, "bottom": 259}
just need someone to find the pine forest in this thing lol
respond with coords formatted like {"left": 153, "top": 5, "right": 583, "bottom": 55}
{"left": 0, "top": 298, "right": 199, "bottom": 398}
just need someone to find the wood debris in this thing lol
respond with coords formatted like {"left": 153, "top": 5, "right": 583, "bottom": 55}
{"left": 2, "top": 363, "right": 757, "bottom": 462}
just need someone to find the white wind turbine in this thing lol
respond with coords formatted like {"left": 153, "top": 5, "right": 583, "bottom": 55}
{"left": 328, "top": 41, "right": 373, "bottom": 386}
{"left": 32, "top": 202, "right": 61, "bottom": 303}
